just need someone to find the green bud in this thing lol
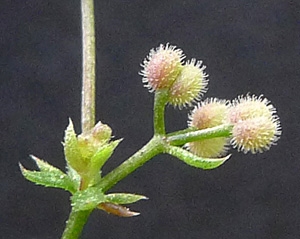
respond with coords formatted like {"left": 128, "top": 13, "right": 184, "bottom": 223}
{"left": 77, "top": 121, "right": 113, "bottom": 161}
{"left": 64, "top": 119, "right": 120, "bottom": 188}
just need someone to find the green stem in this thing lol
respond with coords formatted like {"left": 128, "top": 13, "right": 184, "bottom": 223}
{"left": 153, "top": 89, "right": 169, "bottom": 135}
{"left": 81, "top": 0, "right": 96, "bottom": 133}
{"left": 166, "top": 127, "right": 195, "bottom": 137}
{"left": 98, "top": 125, "right": 232, "bottom": 193}
{"left": 61, "top": 208, "right": 92, "bottom": 239}
{"left": 62, "top": 0, "right": 95, "bottom": 238}
{"left": 98, "top": 136, "right": 165, "bottom": 192}
{"left": 167, "top": 124, "right": 233, "bottom": 146}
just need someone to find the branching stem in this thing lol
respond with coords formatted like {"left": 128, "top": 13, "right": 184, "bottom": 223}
{"left": 62, "top": 1, "right": 233, "bottom": 237}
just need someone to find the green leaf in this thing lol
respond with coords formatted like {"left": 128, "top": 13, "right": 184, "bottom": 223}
{"left": 166, "top": 146, "right": 231, "bottom": 170}
{"left": 71, "top": 187, "right": 105, "bottom": 212}
{"left": 64, "top": 119, "right": 86, "bottom": 173}
{"left": 19, "top": 156, "right": 77, "bottom": 193}
{"left": 105, "top": 193, "right": 148, "bottom": 205}
{"left": 89, "top": 139, "right": 122, "bottom": 177}
{"left": 66, "top": 165, "right": 81, "bottom": 191}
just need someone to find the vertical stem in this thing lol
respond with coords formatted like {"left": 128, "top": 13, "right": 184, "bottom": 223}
{"left": 61, "top": 208, "right": 92, "bottom": 239}
{"left": 81, "top": 0, "right": 96, "bottom": 133}
{"left": 61, "top": 0, "right": 96, "bottom": 238}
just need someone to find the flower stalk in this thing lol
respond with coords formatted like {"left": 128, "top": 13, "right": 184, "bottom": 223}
{"left": 153, "top": 89, "right": 169, "bottom": 135}
{"left": 97, "top": 125, "right": 233, "bottom": 192}
{"left": 167, "top": 124, "right": 233, "bottom": 146}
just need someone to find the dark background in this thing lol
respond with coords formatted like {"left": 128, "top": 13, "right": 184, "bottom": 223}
{"left": 1, "top": 0, "right": 299, "bottom": 238}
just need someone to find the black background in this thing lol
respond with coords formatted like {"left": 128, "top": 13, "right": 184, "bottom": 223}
{"left": 1, "top": 0, "right": 300, "bottom": 238}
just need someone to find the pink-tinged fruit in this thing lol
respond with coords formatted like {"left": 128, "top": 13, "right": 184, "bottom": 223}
{"left": 231, "top": 116, "right": 281, "bottom": 154}
{"left": 140, "top": 43, "right": 185, "bottom": 91}
{"left": 229, "top": 94, "right": 281, "bottom": 154}
{"left": 228, "top": 94, "right": 276, "bottom": 124}
{"left": 169, "top": 59, "right": 209, "bottom": 108}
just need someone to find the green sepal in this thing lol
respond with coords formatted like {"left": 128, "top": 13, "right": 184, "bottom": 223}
{"left": 88, "top": 139, "right": 122, "bottom": 179}
{"left": 19, "top": 155, "right": 77, "bottom": 194}
{"left": 64, "top": 119, "right": 87, "bottom": 173}
{"left": 166, "top": 146, "right": 231, "bottom": 170}
{"left": 105, "top": 193, "right": 148, "bottom": 205}
{"left": 71, "top": 187, "right": 105, "bottom": 212}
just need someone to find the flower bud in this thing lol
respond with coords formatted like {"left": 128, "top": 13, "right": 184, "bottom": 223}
{"left": 64, "top": 120, "right": 120, "bottom": 186}
{"left": 77, "top": 121, "right": 112, "bottom": 160}
{"left": 168, "top": 59, "right": 208, "bottom": 108}
{"left": 140, "top": 43, "right": 185, "bottom": 91}
{"left": 187, "top": 98, "right": 230, "bottom": 157}
{"left": 92, "top": 121, "right": 112, "bottom": 143}
{"left": 229, "top": 94, "right": 281, "bottom": 153}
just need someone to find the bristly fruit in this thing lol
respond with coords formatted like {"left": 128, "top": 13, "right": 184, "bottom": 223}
{"left": 187, "top": 98, "right": 230, "bottom": 158}
{"left": 168, "top": 59, "right": 208, "bottom": 108}
{"left": 140, "top": 43, "right": 185, "bottom": 92}
{"left": 228, "top": 94, "right": 277, "bottom": 123}
{"left": 229, "top": 94, "right": 281, "bottom": 154}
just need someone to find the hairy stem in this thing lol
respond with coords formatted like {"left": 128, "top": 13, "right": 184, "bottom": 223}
{"left": 61, "top": 209, "right": 92, "bottom": 239}
{"left": 167, "top": 124, "right": 233, "bottom": 146}
{"left": 153, "top": 89, "right": 169, "bottom": 135}
{"left": 81, "top": 0, "right": 96, "bottom": 133}
{"left": 98, "top": 125, "right": 233, "bottom": 192}
{"left": 98, "top": 136, "right": 165, "bottom": 192}
{"left": 62, "top": 0, "right": 95, "bottom": 238}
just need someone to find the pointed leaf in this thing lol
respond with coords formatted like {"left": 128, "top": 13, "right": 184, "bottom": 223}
{"left": 71, "top": 187, "right": 105, "bottom": 211}
{"left": 89, "top": 139, "right": 122, "bottom": 177}
{"left": 166, "top": 146, "right": 230, "bottom": 170}
{"left": 98, "top": 202, "right": 140, "bottom": 217}
{"left": 105, "top": 193, "right": 148, "bottom": 205}
{"left": 30, "top": 155, "right": 63, "bottom": 172}
{"left": 19, "top": 159, "right": 77, "bottom": 193}
{"left": 64, "top": 119, "right": 86, "bottom": 172}
{"left": 66, "top": 165, "right": 81, "bottom": 191}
